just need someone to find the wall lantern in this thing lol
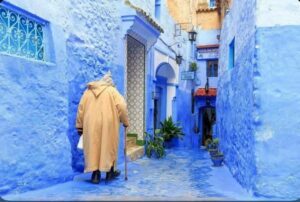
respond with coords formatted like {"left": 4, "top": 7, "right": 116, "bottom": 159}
{"left": 188, "top": 29, "right": 197, "bottom": 42}
{"left": 205, "top": 77, "right": 209, "bottom": 93}
{"left": 176, "top": 54, "right": 183, "bottom": 65}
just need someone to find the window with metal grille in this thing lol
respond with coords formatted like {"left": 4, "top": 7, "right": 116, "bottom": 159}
{"left": 207, "top": 60, "right": 218, "bottom": 77}
{"left": 0, "top": 4, "right": 46, "bottom": 61}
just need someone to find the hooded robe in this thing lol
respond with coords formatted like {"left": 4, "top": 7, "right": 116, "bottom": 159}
{"left": 76, "top": 73, "right": 129, "bottom": 172}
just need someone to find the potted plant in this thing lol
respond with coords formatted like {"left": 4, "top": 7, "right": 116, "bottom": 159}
{"left": 144, "top": 132, "right": 165, "bottom": 158}
{"left": 211, "top": 151, "right": 224, "bottom": 167}
{"left": 204, "top": 139, "right": 212, "bottom": 150}
{"left": 189, "top": 62, "right": 198, "bottom": 72}
{"left": 157, "top": 117, "right": 184, "bottom": 148}
{"left": 208, "top": 138, "right": 219, "bottom": 156}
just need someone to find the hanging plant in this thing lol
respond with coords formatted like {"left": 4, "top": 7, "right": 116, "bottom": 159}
{"left": 189, "top": 62, "right": 198, "bottom": 72}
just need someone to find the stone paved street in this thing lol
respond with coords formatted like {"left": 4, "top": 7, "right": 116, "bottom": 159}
{"left": 4, "top": 149, "right": 266, "bottom": 201}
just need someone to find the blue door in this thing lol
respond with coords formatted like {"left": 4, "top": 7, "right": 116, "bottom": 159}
{"left": 154, "top": 86, "right": 162, "bottom": 130}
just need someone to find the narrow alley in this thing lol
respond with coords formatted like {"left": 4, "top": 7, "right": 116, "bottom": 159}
{"left": 0, "top": 0, "right": 299, "bottom": 201}
{"left": 4, "top": 149, "right": 259, "bottom": 201}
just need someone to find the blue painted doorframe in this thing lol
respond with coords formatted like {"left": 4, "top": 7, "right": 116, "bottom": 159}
{"left": 154, "top": 76, "right": 167, "bottom": 128}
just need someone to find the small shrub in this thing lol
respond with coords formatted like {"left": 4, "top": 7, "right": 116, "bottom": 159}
{"left": 205, "top": 139, "right": 212, "bottom": 148}
{"left": 144, "top": 132, "right": 165, "bottom": 158}
{"left": 189, "top": 62, "right": 198, "bottom": 71}
{"left": 159, "top": 117, "right": 184, "bottom": 142}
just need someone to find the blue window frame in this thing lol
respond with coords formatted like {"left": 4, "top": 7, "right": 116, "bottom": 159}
{"left": 228, "top": 38, "right": 235, "bottom": 70}
{"left": 210, "top": 0, "right": 216, "bottom": 8}
{"left": 155, "top": 0, "right": 161, "bottom": 20}
{"left": 207, "top": 60, "right": 218, "bottom": 77}
{"left": 0, "top": 4, "right": 46, "bottom": 61}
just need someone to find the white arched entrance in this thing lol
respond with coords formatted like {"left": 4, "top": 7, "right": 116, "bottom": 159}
{"left": 154, "top": 62, "right": 177, "bottom": 129}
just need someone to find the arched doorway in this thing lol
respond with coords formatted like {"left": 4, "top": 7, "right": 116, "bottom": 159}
{"left": 199, "top": 101, "right": 216, "bottom": 146}
{"left": 126, "top": 35, "right": 146, "bottom": 139}
{"left": 154, "top": 63, "right": 176, "bottom": 130}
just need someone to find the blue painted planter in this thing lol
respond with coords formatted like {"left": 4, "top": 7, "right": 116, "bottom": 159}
{"left": 209, "top": 149, "right": 218, "bottom": 156}
{"left": 163, "top": 138, "right": 179, "bottom": 148}
{"left": 211, "top": 155, "right": 224, "bottom": 167}
{"left": 163, "top": 140, "right": 173, "bottom": 148}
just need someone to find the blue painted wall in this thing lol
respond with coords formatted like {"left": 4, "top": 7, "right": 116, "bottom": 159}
{"left": 253, "top": 25, "right": 300, "bottom": 199}
{"left": 0, "top": 54, "right": 73, "bottom": 195}
{"left": 176, "top": 85, "right": 194, "bottom": 148}
{"left": 0, "top": 0, "right": 196, "bottom": 195}
{"left": 217, "top": 0, "right": 300, "bottom": 199}
{"left": 217, "top": 0, "right": 258, "bottom": 195}
{"left": 0, "top": 0, "right": 123, "bottom": 195}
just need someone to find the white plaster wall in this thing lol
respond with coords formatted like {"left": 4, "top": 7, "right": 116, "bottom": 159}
{"left": 154, "top": 49, "right": 178, "bottom": 118}
{"left": 131, "top": 0, "right": 154, "bottom": 16}
{"left": 197, "top": 29, "right": 220, "bottom": 45}
{"left": 256, "top": 0, "right": 300, "bottom": 27}
{"left": 196, "top": 60, "right": 218, "bottom": 89}
{"left": 167, "top": 85, "right": 176, "bottom": 117}
{"left": 154, "top": 50, "right": 179, "bottom": 84}
{"left": 195, "top": 29, "right": 220, "bottom": 89}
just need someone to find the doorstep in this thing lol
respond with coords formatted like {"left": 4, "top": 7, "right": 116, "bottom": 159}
{"left": 126, "top": 145, "right": 145, "bottom": 162}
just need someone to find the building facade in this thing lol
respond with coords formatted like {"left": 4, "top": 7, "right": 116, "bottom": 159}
{"left": 217, "top": 0, "right": 300, "bottom": 199}
{"left": 0, "top": 0, "right": 195, "bottom": 195}
{"left": 167, "top": 0, "right": 223, "bottom": 148}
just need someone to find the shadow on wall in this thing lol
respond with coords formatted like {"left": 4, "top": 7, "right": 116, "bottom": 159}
{"left": 66, "top": 34, "right": 108, "bottom": 172}
{"left": 66, "top": 34, "right": 126, "bottom": 172}
{"left": 175, "top": 87, "right": 195, "bottom": 148}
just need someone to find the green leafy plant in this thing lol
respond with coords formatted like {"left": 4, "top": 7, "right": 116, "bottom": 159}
{"left": 189, "top": 62, "right": 198, "bottom": 72}
{"left": 207, "top": 138, "right": 221, "bottom": 156}
{"left": 212, "top": 151, "right": 223, "bottom": 157}
{"left": 205, "top": 139, "right": 212, "bottom": 149}
{"left": 211, "top": 138, "right": 219, "bottom": 148}
{"left": 157, "top": 116, "right": 184, "bottom": 142}
{"left": 144, "top": 132, "right": 165, "bottom": 158}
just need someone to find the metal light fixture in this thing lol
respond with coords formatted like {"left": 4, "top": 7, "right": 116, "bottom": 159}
{"left": 176, "top": 54, "right": 183, "bottom": 65}
{"left": 188, "top": 29, "right": 197, "bottom": 42}
{"left": 205, "top": 77, "right": 209, "bottom": 93}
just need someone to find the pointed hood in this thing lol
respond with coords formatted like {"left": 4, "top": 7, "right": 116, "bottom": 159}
{"left": 87, "top": 72, "right": 115, "bottom": 97}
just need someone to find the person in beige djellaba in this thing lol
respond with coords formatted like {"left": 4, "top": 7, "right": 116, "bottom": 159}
{"left": 76, "top": 72, "right": 129, "bottom": 184}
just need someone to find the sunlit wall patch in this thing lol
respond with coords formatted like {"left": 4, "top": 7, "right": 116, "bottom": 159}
{"left": 0, "top": 3, "right": 49, "bottom": 62}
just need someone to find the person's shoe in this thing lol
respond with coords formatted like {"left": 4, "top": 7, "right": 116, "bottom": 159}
{"left": 105, "top": 167, "right": 121, "bottom": 183}
{"left": 113, "top": 169, "right": 121, "bottom": 178}
{"left": 105, "top": 171, "right": 113, "bottom": 183}
{"left": 91, "top": 170, "right": 100, "bottom": 184}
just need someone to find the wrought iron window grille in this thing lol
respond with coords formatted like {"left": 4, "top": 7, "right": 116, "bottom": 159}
{"left": 0, "top": 4, "right": 46, "bottom": 61}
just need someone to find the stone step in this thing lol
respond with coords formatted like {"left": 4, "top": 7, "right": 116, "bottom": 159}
{"left": 126, "top": 136, "right": 136, "bottom": 147}
{"left": 126, "top": 145, "right": 145, "bottom": 162}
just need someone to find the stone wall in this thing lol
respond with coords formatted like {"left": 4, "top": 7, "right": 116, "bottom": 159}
{"left": 216, "top": 0, "right": 257, "bottom": 192}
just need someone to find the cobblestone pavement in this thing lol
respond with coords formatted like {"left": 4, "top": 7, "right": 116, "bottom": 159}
{"left": 4, "top": 148, "right": 266, "bottom": 201}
